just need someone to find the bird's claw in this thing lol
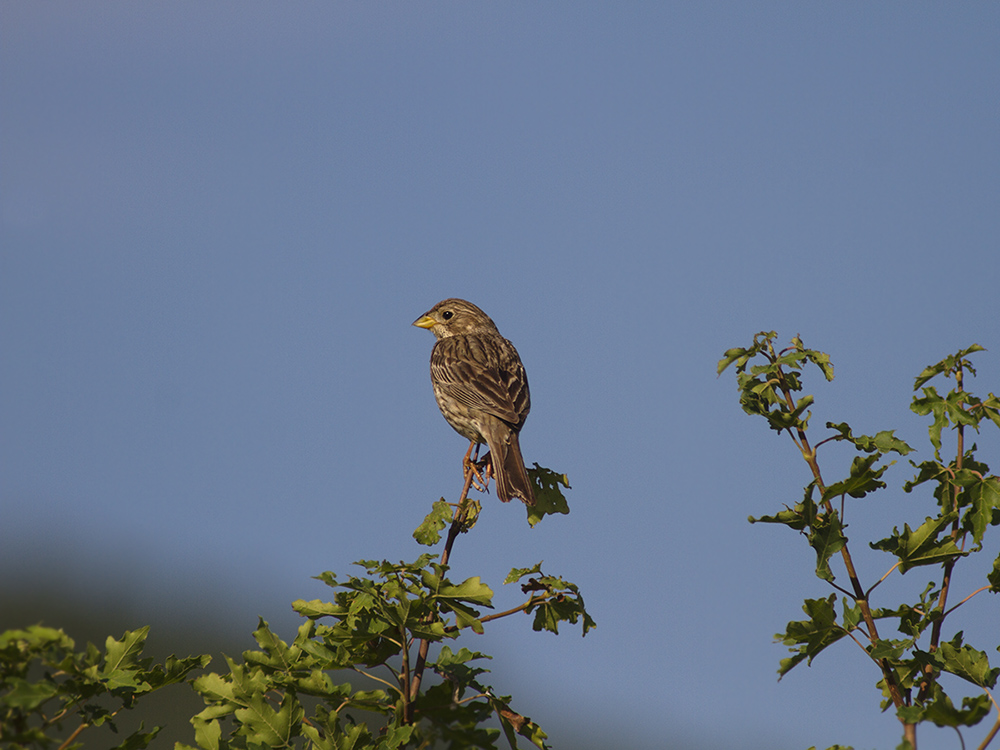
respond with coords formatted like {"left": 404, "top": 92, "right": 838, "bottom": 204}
{"left": 466, "top": 456, "right": 490, "bottom": 493}
{"left": 463, "top": 441, "right": 490, "bottom": 493}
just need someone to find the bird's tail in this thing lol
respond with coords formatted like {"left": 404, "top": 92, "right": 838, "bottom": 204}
{"left": 492, "top": 430, "right": 535, "bottom": 506}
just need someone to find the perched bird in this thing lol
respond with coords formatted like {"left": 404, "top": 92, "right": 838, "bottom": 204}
{"left": 413, "top": 299, "right": 535, "bottom": 506}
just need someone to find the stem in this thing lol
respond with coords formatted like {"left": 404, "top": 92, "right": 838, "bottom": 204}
{"left": 442, "top": 596, "right": 547, "bottom": 634}
{"left": 942, "top": 586, "right": 990, "bottom": 619}
{"left": 773, "top": 363, "right": 908, "bottom": 714}
{"left": 400, "top": 626, "right": 412, "bottom": 723}
{"left": 350, "top": 666, "right": 399, "bottom": 692}
{"left": 407, "top": 463, "right": 479, "bottom": 710}
{"left": 977, "top": 690, "right": 1000, "bottom": 750}
{"left": 917, "top": 365, "right": 966, "bottom": 705}
{"left": 58, "top": 723, "right": 88, "bottom": 750}
{"left": 866, "top": 562, "right": 902, "bottom": 598}
{"left": 778, "top": 369, "right": 916, "bottom": 704}
{"left": 978, "top": 720, "right": 1000, "bottom": 750}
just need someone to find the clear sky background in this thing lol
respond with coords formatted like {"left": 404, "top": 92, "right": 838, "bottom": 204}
{"left": 2, "top": 4, "right": 999, "bottom": 749}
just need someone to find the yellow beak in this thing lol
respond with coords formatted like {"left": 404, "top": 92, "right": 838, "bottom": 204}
{"left": 413, "top": 315, "right": 436, "bottom": 329}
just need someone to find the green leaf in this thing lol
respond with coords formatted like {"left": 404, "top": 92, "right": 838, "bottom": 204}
{"left": 869, "top": 638, "right": 908, "bottom": 660}
{"left": 825, "top": 422, "right": 914, "bottom": 455}
{"left": 2, "top": 677, "right": 60, "bottom": 710}
{"left": 869, "top": 514, "right": 966, "bottom": 573}
{"left": 918, "top": 685, "right": 992, "bottom": 728}
{"left": 109, "top": 723, "right": 161, "bottom": 750}
{"left": 911, "top": 386, "right": 950, "bottom": 458}
{"left": 233, "top": 693, "right": 303, "bottom": 746}
{"left": 375, "top": 724, "right": 415, "bottom": 749}
{"left": 962, "top": 475, "right": 1000, "bottom": 546}
{"left": 750, "top": 481, "right": 818, "bottom": 531}
{"left": 989, "top": 553, "right": 1000, "bottom": 593}
{"left": 431, "top": 646, "right": 492, "bottom": 689}
{"left": 505, "top": 562, "right": 543, "bottom": 584}
{"left": 485, "top": 691, "right": 550, "bottom": 750}
{"left": 978, "top": 392, "right": 1000, "bottom": 430}
{"left": 103, "top": 627, "right": 149, "bottom": 667}
{"left": 841, "top": 598, "right": 863, "bottom": 631}
{"left": 776, "top": 596, "right": 848, "bottom": 677}
{"left": 436, "top": 576, "right": 494, "bottom": 606}
{"left": 936, "top": 636, "right": 999, "bottom": 688}
{"left": 526, "top": 465, "right": 571, "bottom": 527}
{"left": 823, "top": 454, "right": 891, "bottom": 501}
{"left": 99, "top": 629, "right": 158, "bottom": 694}
{"left": 913, "top": 345, "right": 985, "bottom": 390}
{"left": 292, "top": 598, "right": 344, "bottom": 619}
{"left": 717, "top": 345, "right": 752, "bottom": 376}
{"left": 413, "top": 499, "right": 453, "bottom": 546}
{"left": 808, "top": 508, "right": 847, "bottom": 583}
{"left": 191, "top": 671, "right": 240, "bottom": 704}
{"left": 517, "top": 571, "right": 596, "bottom": 637}
{"left": 801, "top": 345, "right": 835, "bottom": 382}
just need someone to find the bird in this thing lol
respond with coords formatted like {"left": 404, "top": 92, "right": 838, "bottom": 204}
{"left": 413, "top": 298, "right": 535, "bottom": 506}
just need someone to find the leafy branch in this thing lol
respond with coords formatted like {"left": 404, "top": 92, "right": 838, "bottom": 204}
{"left": 176, "top": 458, "right": 589, "bottom": 750}
{"left": 0, "top": 625, "right": 208, "bottom": 750}
{"left": 721, "top": 334, "right": 1000, "bottom": 750}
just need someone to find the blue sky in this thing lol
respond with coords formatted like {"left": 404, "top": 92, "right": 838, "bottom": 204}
{"left": 2, "top": 4, "right": 999, "bottom": 749}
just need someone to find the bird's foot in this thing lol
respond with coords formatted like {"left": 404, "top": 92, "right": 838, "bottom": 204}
{"left": 463, "top": 441, "right": 490, "bottom": 493}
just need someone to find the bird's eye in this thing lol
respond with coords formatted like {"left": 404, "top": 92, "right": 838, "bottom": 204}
{"left": 442, "top": 311, "right": 453, "bottom": 320}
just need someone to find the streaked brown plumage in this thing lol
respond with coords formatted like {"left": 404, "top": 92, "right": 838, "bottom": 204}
{"left": 413, "top": 299, "right": 535, "bottom": 505}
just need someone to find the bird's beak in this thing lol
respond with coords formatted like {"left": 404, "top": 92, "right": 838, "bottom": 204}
{"left": 413, "top": 315, "right": 436, "bottom": 329}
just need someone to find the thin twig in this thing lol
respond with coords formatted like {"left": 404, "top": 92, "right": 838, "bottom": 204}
{"left": 978, "top": 719, "right": 1000, "bottom": 750}
{"left": 942, "top": 586, "right": 991, "bottom": 619}
{"left": 827, "top": 579, "right": 857, "bottom": 599}
{"left": 350, "top": 665, "right": 400, "bottom": 693}
{"left": 866, "top": 562, "right": 902, "bottom": 598}
{"left": 978, "top": 688, "right": 1000, "bottom": 749}
{"left": 454, "top": 692, "right": 490, "bottom": 705}
{"left": 57, "top": 723, "right": 88, "bottom": 750}
{"left": 443, "top": 596, "right": 547, "bottom": 634}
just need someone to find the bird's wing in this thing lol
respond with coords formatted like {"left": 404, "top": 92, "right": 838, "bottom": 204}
{"left": 431, "top": 334, "right": 530, "bottom": 428}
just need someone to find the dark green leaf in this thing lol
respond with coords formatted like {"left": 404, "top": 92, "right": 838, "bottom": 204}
{"left": 911, "top": 386, "right": 949, "bottom": 457}
{"left": 825, "top": 423, "right": 914, "bottom": 455}
{"left": 869, "top": 514, "right": 966, "bottom": 573}
{"left": 526, "top": 465, "right": 571, "bottom": 527}
{"left": 822, "top": 454, "right": 890, "bottom": 501}
{"left": 918, "top": 685, "right": 992, "bottom": 728}
{"left": 776, "top": 596, "right": 848, "bottom": 677}
{"left": 962, "top": 476, "right": 1000, "bottom": 546}
{"left": 2, "top": 678, "right": 60, "bottom": 710}
{"left": 808, "top": 508, "right": 847, "bottom": 583}
{"left": 109, "top": 724, "right": 162, "bottom": 750}
{"left": 913, "top": 345, "right": 985, "bottom": 390}
{"left": 989, "top": 553, "right": 1000, "bottom": 592}
{"left": 937, "top": 637, "right": 999, "bottom": 688}
{"left": 504, "top": 562, "right": 543, "bottom": 584}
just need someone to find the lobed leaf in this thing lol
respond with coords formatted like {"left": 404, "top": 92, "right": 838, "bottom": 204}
{"left": 413, "top": 499, "right": 454, "bottom": 546}
{"left": 808, "top": 508, "right": 847, "bottom": 583}
{"left": 822, "top": 454, "right": 891, "bottom": 501}
{"left": 776, "top": 596, "right": 848, "bottom": 678}
{"left": 913, "top": 345, "right": 985, "bottom": 390}
{"left": 526, "top": 465, "right": 571, "bottom": 527}
{"left": 869, "top": 514, "right": 966, "bottom": 573}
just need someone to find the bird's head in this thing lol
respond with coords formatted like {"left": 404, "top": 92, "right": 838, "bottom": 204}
{"left": 413, "top": 298, "right": 499, "bottom": 339}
